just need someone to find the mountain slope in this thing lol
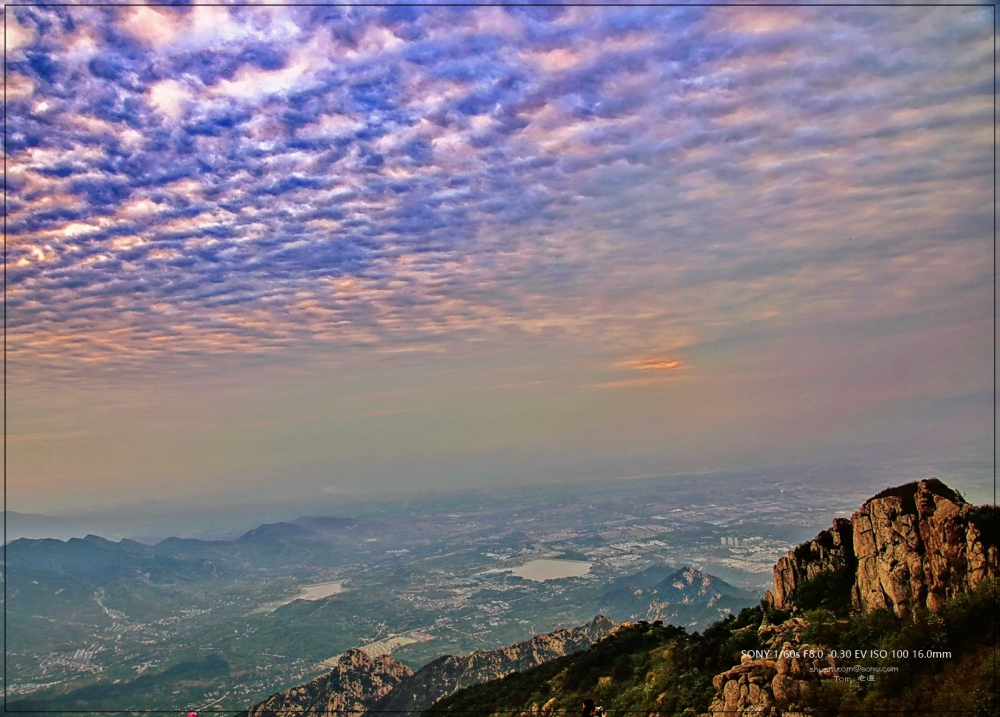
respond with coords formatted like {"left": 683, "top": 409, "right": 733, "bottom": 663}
{"left": 425, "top": 478, "right": 998, "bottom": 717}
{"left": 6, "top": 534, "right": 222, "bottom": 583}
{"left": 239, "top": 649, "right": 411, "bottom": 717}
{"left": 598, "top": 566, "right": 757, "bottom": 630}
{"left": 235, "top": 616, "right": 616, "bottom": 717}
{"left": 427, "top": 581, "right": 996, "bottom": 717}
{"left": 370, "top": 615, "right": 616, "bottom": 714}
{"left": 7, "top": 511, "right": 365, "bottom": 583}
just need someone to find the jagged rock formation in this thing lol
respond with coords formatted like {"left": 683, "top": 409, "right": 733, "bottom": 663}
{"left": 707, "top": 642, "right": 837, "bottom": 716}
{"left": 369, "top": 615, "right": 616, "bottom": 714}
{"left": 239, "top": 617, "right": 615, "bottom": 717}
{"left": 767, "top": 518, "right": 854, "bottom": 612}
{"left": 766, "top": 478, "right": 997, "bottom": 618}
{"left": 240, "top": 648, "right": 411, "bottom": 717}
{"left": 854, "top": 479, "right": 995, "bottom": 616}
{"left": 707, "top": 616, "right": 838, "bottom": 716}
{"left": 646, "top": 566, "right": 758, "bottom": 629}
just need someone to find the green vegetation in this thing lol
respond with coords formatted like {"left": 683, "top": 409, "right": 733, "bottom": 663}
{"left": 427, "top": 621, "right": 710, "bottom": 715}
{"left": 427, "top": 580, "right": 998, "bottom": 716}
{"left": 552, "top": 550, "right": 590, "bottom": 562}
{"left": 968, "top": 504, "right": 999, "bottom": 551}
{"left": 790, "top": 565, "right": 855, "bottom": 613}
{"left": 427, "top": 608, "right": 769, "bottom": 716}
{"left": 8, "top": 656, "right": 231, "bottom": 712}
{"left": 798, "top": 580, "right": 997, "bottom": 715}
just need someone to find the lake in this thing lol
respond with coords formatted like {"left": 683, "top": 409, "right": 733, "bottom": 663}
{"left": 510, "top": 559, "right": 592, "bottom": 582}
{"left": 252, "top": 580, "right": 346, "bottom": 614}
{"left": 295, "top": 580, "right": 344, "bottom": 600}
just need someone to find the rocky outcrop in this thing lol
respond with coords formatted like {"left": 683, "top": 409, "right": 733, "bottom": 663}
{"left": 766, "top": 518, "right": 854, "bottom": 612}
{"left": 368, "top": 615, "right": 616, "bottom": 714}
{"left": 241, "top": 649, "right": 411, "bottom": 717}
{"left": 706, "top": 617, "right": 838, "bottom": 717}
{"left": 853, "top": 479, "right": 995, "bottom": 617}
{"left": 767, "top": 478, "right": 997, "bottom": 618}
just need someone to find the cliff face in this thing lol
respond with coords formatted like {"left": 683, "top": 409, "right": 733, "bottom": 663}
{"left": 767, "top": 518, "right": 854, "bottom": 612}
{"left": 370, "top": 615, "right": 616, "bottom": 714}
{"left": 767, "top": 478, "right": 997, "bottom": 618}
{"left": 707, "top": 479, "right": 997, "bottom": 717}
{"left": 242, "top": 649, "right": 411, "bottom": 717}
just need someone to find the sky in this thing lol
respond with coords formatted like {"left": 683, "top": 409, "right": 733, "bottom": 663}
{"left": 5, "top": 3, "right": 994, "bottom": 515}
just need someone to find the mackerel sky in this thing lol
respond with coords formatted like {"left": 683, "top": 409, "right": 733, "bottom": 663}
{"left": 6, "top": 4, "right": 993, "bottom": 513}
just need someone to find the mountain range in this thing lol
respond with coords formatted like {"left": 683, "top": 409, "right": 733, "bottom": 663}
{"left": 240, "top": 615, "right": 617, "bottom": 717}
{"left": 6, "top": 515, "right": 361, "bottom": 582}
{"left": 430, "top": 478, "right": 997, "bottom": 716}
{"left": 9, "top": 477, "right": 994, "bottom": 716}
{"left": 239, "top": 477, "right": 997, "bottom": 717}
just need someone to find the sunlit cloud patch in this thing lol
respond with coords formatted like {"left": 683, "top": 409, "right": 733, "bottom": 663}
{"left": 623, "top": 358, "right": 684, "bottom": 372}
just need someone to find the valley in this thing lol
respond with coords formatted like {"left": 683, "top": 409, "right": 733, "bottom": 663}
{"left": 5, "top": 470, "right": 876, "bottom": 712}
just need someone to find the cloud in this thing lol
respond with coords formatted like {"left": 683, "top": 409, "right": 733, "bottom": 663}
{"left": 2, "top": 4, "right": 991, "bottom": 385}
{"left": 584, "top": 376, "right": 687, "bottom": 390}
{"left": 622, "top": 358, "right": 684, "bottom": 372}
{"left": 148, "top": 79, "right": 193, "bottom": 120}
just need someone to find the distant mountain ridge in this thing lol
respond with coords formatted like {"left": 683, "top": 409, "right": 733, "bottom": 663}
{"left": 370, "top": 615, "right": 616, "bottom": 714}
{"left": 5, "top": 533, "right": 223, "bottom": 583}
{"left": 6, "top": 514, "right": 362, "bottom": 582}
{"left": 6, "top": 511, "right": 95, "bottom": 542}
{"left": 4, "top": 509, "right": 353, "bottom": 543}
{"left": 238, "top": 616, "right": 617, "bottom": 717}
{"left": 598, "top": 566, "right": 757, "bottom": 630}
{"left": 238, "top": 517, "right": 357, "bottom": 542}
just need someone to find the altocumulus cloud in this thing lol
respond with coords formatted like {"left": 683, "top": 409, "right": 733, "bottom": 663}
{"left": 5, "top": 5, "right": 992, "bottom": 378}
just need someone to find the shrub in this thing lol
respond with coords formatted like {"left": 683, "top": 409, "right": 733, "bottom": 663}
{"left": 792, "top": 565, "right": 854, "bottom": 613}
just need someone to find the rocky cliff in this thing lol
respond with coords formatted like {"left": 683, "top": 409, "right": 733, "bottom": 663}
{"left": 369, "top": 614, "right": 616, "bottom": 714}
{"left": 766, "top": 478, "right": 997, "bottom": 618}
{"left": 240, "top": 649, "right": 411, "bottom": 717}
{"left": 767, "top": 517, "right": 854, "bottom": 612}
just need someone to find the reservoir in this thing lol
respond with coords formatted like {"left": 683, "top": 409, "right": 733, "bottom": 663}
{"left": 253, "top": 580, "right": 345, "bottom": 614}
{"left": 295, "top": 580, "right": 344, "bottom": 600}
{"left": 510, "top": 559, "right": 592, "bottom": 582}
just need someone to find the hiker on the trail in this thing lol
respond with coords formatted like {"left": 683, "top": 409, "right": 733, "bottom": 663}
{"left": 581, "top": 698, "right": 602, "bottom": 717}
